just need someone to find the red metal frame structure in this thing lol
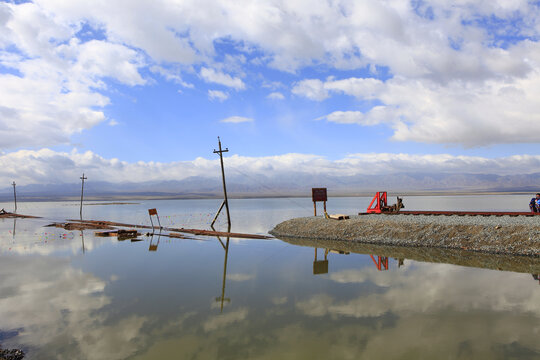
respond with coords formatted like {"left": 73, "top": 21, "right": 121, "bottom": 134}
{"left": 370, "top": 255, "right": 389, "bottom": 271}
{"left": 366, "top": 192, "right": 388, "bottom": 214}
{"left": 362, "top": 191, "right": 540, "bottom": 216}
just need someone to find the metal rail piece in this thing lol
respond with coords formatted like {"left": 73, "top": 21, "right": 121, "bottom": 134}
{"left": 359, "top": 210, "right": 540, "bottom": 217}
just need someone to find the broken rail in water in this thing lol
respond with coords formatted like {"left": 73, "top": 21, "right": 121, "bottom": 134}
{"left": 0, "top": 210, "right": 41, "bottom": 219}
{"left": 65, "top": 219, "right": 272, "bottom": 239}
{"left": 94, "top": 229, "right": 208, "bottom": 241}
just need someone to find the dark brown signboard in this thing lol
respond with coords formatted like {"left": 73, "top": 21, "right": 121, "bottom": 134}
{"left": 312, "top": 188, "right": 327, "bottom": 202}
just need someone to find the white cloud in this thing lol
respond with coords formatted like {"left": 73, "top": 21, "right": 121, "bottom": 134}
{"left": 3, "top": 149, "right": 540, "bottom": 187}
{"left": 271, "top": 296, "right": 288, "bottom": 305}
{"left": 0, "top": 256, "right": 149, "bottom": 359}
{"left": 303, "top": 74, "right": 540, "bottom": 145}
{"left": 292, "top": 262, "right": 540, "bottom": 359}
{"left": 200, "top": 67, "right": 245, "bottom": 90}
{"left": 324, "top": 77, "right": 384, "bottom": 99}
{"left": 267, "top": 91, "right": 285, "bottom": 100}
{"left": 220, "top": 116, "right": 253, "bottom": 124}
{"left": 5, "top": 0, "right": 540, "bottom": 83}
{"left": 298, "top": 263, "right": 540, "bottom": 319}
{"left": 0, "top": 2, "right": 146, "bottom": 150}
{"left": 150, "top": 65, "right": 194, "bottom": 88}
{"left": 294, "top": 77, "right": 384, "bottom": 101}
{"left": 208, "top": 89, "right": 229, "bottom": 101}
{"left": 108, "top": 119, "right": 119, "bottom": 126}
{"left": 202, "top": 308, "right": 248, "bottom": 332}
{"left": 1, "top": 0, "right": 540, "bottom": 148}
{"left": 317, "top": 111, "right": 364, "bottom": 124}
{"left": 291, "top": 79, "right": 328, "bottom": 101}
{"left": 73, "top": 40, "right": 145, "bottom": 86}
{"left": 0, "top": 221, "right": 117, "bottom": 256}
{"left": 262, "top": 81, "right": 285, "bottom": 90}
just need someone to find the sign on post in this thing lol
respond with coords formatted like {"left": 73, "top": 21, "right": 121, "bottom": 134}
{"left": 148, "top": 208, "right": 161, "bottom": 232}
{"left": 312, "top": 188, "right": 327, "bottom": 202}
{"left": 311, "top": 188, "right": 327, "bottom": 216}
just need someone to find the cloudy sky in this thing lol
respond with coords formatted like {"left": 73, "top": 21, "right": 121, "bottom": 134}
{"left": 2, "top": 0, "right": 540, "bottom": 185}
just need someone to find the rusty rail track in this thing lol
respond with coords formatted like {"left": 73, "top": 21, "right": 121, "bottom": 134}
{"left": 359, "top": 211, "right": 540, "bottom": 217}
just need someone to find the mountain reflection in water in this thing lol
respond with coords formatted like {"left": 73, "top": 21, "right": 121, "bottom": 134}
{"left": 0, "top": 197, "right": 539, "bottom": 359}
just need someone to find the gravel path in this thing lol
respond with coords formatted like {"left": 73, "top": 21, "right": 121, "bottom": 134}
{"left": 270, "top": 214, "right": 540, "bottom": 257}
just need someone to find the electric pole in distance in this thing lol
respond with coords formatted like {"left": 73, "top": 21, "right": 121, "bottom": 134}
{"left": 12, "top": 181, "right": 16, "bottom": 213}
{"left": 80, "top": 173, "right": 87, "bottom": 219}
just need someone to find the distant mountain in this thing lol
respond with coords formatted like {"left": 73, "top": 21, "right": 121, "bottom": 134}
{"left": 1, "top": 172, "right": 540, "bottom": 201}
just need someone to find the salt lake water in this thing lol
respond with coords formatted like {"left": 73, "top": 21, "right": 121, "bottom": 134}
{"left": 0, "top": 195, "right": 539, "bottom": 359}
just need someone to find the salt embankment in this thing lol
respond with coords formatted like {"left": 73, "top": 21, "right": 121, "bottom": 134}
{"left": 270, "top": 214, "right": 540, "bottom": 257}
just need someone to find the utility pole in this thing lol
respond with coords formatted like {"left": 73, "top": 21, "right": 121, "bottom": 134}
{"left": 12, "top": 181, "right": 16, "bottom": 213}
{"left": 211, "top": 137, "right": 231, "bottom": 228}
{"left": 80, "top": 173, "right": 87, "bottom": 219}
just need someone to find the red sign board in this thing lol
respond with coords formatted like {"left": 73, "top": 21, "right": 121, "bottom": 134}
{"left": 312, "top": 188, "right": 327, "bottom": 202}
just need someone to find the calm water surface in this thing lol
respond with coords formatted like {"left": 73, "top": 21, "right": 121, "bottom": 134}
{"left": 0, "top": 195, "right": 539, "bottom": 359}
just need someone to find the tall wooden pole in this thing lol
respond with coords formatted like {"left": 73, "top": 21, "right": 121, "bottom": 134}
{"left": 211, "top": 137, "right": 231, "bottom": 228}
{"left": 12, "top": 181, "right": 16, "bottom": 213}
{"left": 80, "top": 173, "right": 87, "bottom": 219}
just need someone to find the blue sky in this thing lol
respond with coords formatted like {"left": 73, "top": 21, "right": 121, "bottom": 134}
{"left": 1, "top": 0, "right": 540, "bottom": 185}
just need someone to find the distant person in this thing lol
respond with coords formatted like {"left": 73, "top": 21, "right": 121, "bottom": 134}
{"left": 529, "top": 193, "right": 540, "bottom": 212}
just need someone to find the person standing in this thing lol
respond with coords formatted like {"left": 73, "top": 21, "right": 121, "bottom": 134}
{"left": 529, "top": 193, "right": 540, "bottom": 212}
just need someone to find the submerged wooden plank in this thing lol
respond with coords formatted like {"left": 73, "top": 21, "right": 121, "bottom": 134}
{"left": 328, "top": 214, "right": 349, "bottom": 220}
{"left": 95, "top": 231, "right": 118, "bottom": 237}
{"left": 168, "top": 227, "right": 272, "bottom": 239}
{"left": 48, "top": 222, "right": 114, "bottom": 230}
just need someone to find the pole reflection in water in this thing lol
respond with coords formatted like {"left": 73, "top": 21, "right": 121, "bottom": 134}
{"left": 214, "top": 225, "right": 231, "bottom": 313}
{"left": 80, "top": 230, "right": 85, "bottom": 254}
{"left": 78, "top": 211, "right": 86, "bottom": 254}
{"left": 12, "top": 218, "right": 16, "bottom": 239}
